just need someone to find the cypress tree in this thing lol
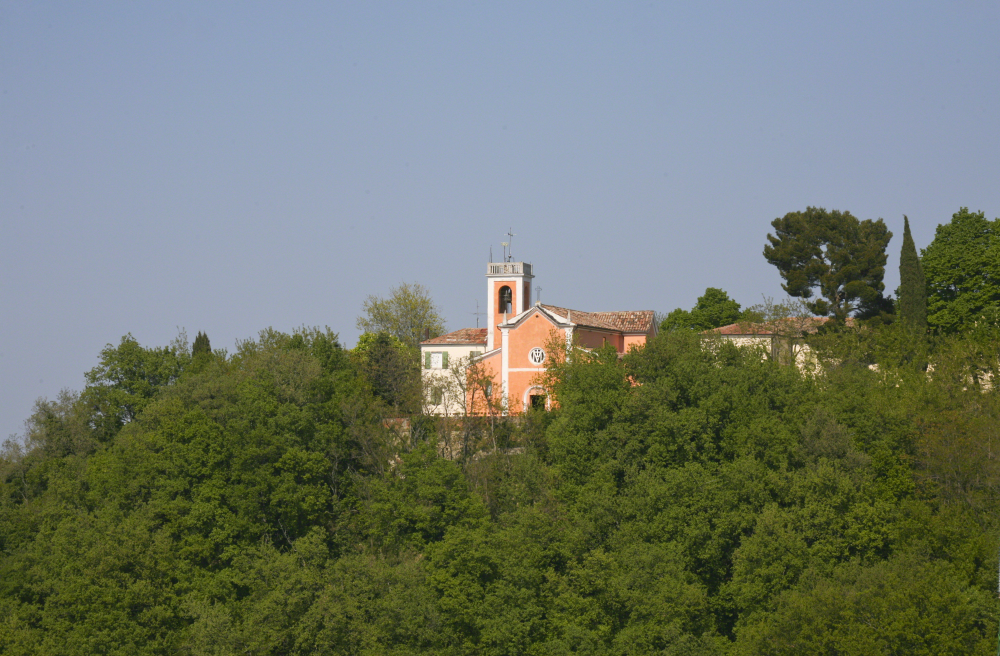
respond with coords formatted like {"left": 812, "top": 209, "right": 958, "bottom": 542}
{"left": 192, "top": 331, "right": 211, "bottom": 358}
{"left": 898, "top": 216, "right": 927, "bottom": 333}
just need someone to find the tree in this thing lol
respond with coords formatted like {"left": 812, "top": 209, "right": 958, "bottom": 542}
{"left": 190, "top": 330, "right": 213, "bottom": 372}
{"left": 82, "top": 333, "right": 190, "bottom": 439}
{"left": 660, "top": 288, "right": 745, "bottom": 332}
{"left": 356, "top": 282, "right": 446, "bottom": 349}
{"left": 897, "top": 216, "right": 927, "bottom": 333}
{"left": 192, "top": 331, "right": 211, "bottom": 357}
{"left": 921, "top": 207, "right": 1000, "bottom": 333}
{"left": 353, "top": 331, "right": 421, "bottom": 414}
{"left": 763, "top": 207, "right": 892, "bottom": 322}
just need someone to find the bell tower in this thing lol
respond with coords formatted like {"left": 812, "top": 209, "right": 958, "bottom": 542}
{"left": 486, "top": 260, "right": 534, "bottom": 351}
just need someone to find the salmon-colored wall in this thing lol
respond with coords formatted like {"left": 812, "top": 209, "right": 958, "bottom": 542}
{"left": 575, "top": 328, "right": 624, "bottom": 351}
{"left": 623, "top": 333, "right": 649, "bottom": 351}
{"left": 506, "top": 313, "right": 561, "bottom": 413}
{"left": 468, "top": 350, "right": 502, "bottom": 415}
{"left": 468, "top": 312, "right": 653, "bottom": 416}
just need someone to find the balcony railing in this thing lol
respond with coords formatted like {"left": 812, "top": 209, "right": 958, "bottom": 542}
{"left": 487, "top": 262, "right": 532, "bottom": 276}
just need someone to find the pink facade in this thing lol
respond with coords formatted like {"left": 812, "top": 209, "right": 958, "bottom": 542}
{"left": 421, "top": 260, "right": 656, "bottom": 415}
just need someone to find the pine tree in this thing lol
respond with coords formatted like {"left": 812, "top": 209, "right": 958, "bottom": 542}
{"left": 898, "top": 216, "right": 927, "bottom": 333}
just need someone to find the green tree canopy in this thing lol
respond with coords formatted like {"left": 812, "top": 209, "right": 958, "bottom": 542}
{"left": 6, "top": 315, "right": 1000, "bottom": 654}
{"left": 898, "top": 216, "right": 927, "bottom": 333}
{"left": 352, "top": 331, "right": 420, "bottom": 414}
{"left": 763, "top": 207, "right": 892, "bottom": 322}
{"left": 81, "top": 332, "right": 190, "bottom": 440}
{"left": 921, "top": 207, "right": 1000, "bottom": 333}
{"left": 356, "top": 282, "right": 445, "bottom": 349}
{"left": 192, "top": 331, "right": 211, "bottom": 357}
{"left": 661, "top": 287, "right": 745, "bottom": 332}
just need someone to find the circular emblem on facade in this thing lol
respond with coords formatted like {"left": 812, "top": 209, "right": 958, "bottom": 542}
{"left": 528, "top": 347, "right": 546, "bottom": 365}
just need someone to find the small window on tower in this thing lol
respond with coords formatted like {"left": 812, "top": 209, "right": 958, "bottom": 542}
{"left": 499, "top": 286, "right": 513, "bottom": 314}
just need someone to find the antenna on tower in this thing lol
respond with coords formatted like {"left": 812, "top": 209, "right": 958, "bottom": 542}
{"left": 505, "top": 227, "right": 516, "bottom": 262}
{"left": 471, "top": 300, "right": 485, "bottom": 328}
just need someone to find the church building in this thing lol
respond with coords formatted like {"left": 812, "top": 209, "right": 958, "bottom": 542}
{"left": 421, "top": 258, "right": 656, "bottom": 415}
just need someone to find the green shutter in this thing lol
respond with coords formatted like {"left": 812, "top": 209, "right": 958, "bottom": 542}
{"left": 424, "top": 352, "right": 431, "bottom": 369}
{"left": 442, "top": 351, "right": 449, "bottom": 368}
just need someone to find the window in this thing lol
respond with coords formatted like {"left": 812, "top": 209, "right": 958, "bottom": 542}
{"left": 530, "top": 394, "right": 547, "bottom": 410}
{"left": 431, "top": 389, "right": 443, "bottom": 405}
{"left": 499, "top": 285, "right": 513, "bottom": 314}
{"left": 485, "top": 383, "right": 493, "bottom": 398}
{"left": 425, "top": 351, "right": 449, "bottom": 369}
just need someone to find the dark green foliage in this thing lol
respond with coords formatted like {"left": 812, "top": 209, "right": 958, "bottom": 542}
{"left": 661, "top": 287, "right": 746, "bottom": 332}
{"left": 3, "top": 321, "right": 1000, "bottom": 654}
{"left": 192, "top": 331, "right": 211, "bottom": 357}
{"left": 764, "top": 207, "right": 893, "bottom": 322}
{"left": 922, "top": 207, "right": 1000, "bottom": 333}
{"left": 735, "top": 553, "right": 994, "bottom": 655}
{"left": 898, "top": 216, "right": 928, "bottom": 333}
{"left": 352, "top": 331, "right": 421, "bottom": 414}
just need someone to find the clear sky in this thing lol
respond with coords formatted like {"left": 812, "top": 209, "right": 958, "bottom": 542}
{"left": 3, "top": 2, "right": 999, "bottom": 440}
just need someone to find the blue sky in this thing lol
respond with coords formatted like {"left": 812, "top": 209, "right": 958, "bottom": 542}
{"left": 3, "top": 2, "right": 999, "bottom": 439}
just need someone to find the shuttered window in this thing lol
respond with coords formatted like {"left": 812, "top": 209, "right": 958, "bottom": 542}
{"left": 442, "top": 351, "right": 449, "bottom": 368}
{"left": 424, "top": 352, "right": 432, "bottom": 369}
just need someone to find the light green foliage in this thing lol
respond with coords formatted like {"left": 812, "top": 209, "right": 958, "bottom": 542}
{"left": 82, "top": 332, "right": 191, "bottom": 439}
{"left": 356, "top": 281, "right": 446, "bottom": 349}
{"left": 4, "top": 317, "right": 1000, "bottom": 653}
{"left": 660, "top": 287, "right": 746, "bottom": 332}
{"left": 764, "top": 207, "right": 893, "bottom": 322}
{"left": 922, "top": 207, "right": 1000, "bottom": 333}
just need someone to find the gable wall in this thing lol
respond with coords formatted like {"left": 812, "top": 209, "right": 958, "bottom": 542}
{"left": 505, "top": 312, "right": 563, "bottom": 413}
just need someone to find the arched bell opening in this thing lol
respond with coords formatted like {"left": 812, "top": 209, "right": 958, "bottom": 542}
{"left": 499, "top": 285, "right": 513, "bottom": 314}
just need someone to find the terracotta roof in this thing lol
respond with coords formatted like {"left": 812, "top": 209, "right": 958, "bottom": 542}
{"left": 421, "top": 327, "right": 488, "bottom": 345}
{"left": 708, "top": 316, "right": 852, "bottom": 336}
{"left": 540, "top": 305, "right": 655, "bottom": 333}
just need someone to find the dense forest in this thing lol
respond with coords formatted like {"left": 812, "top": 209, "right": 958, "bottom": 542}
{"left": 3, "top": 208, "right": 1000, "bottom": 654}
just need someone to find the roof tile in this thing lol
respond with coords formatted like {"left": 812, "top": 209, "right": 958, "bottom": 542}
{"left": 540, "top": 305, "right": 655, "bottom": 333}
{"left": 420, "top": 327, "right": 488, "bottom": 345}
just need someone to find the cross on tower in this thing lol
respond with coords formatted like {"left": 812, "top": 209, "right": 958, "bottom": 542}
{"left": 504, "top": 228, "right": 516, "bottom": 262}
